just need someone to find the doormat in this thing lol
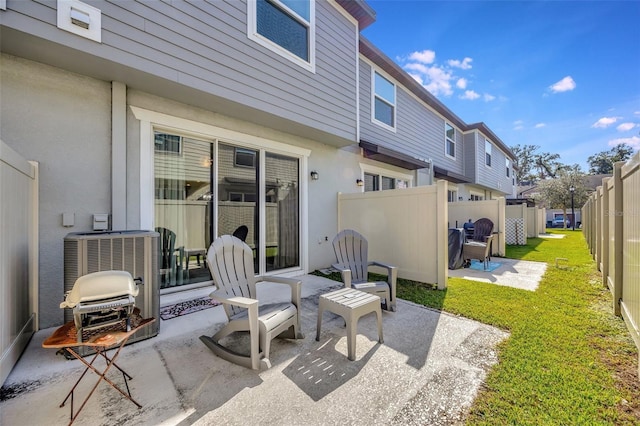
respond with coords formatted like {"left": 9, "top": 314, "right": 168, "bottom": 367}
{"left": 469, "top": 260, "right": 502, "bottom": 272}
{"left": 160, "top": 297, "right": 220, "bottom": 320}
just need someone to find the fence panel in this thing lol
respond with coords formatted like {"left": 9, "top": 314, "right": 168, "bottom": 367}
{"left": 1, "top": 140, "right": 38, "bottom": 385}
{"left": 620, "top": 152, "right": 640, "bottom": 352}
{"left": 338, "top": 181, "right": 448, "bottom": 289}
{"left": 448, "top": 198, "right": 506, "bottom": 255}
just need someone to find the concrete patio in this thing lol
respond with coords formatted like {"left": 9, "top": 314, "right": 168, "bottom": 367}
{"left": 0, "top": 274, "right": 509, "bottom": 426}
{"left": 448, "top": 257, "right": 547, "bottom": 291}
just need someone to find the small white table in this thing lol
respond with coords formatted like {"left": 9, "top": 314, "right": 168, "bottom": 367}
{"left": 316, "top": 288, "right": 384, "bottom": 361}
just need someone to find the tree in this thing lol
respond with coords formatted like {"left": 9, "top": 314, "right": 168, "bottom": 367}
{"left": 534, "top": 152, "right": 562, "bottom": 180}
{"left": 536, "top": 169, "right": 589, "bottom": 228}
{"left": 511, "top": 144, "right": 567, "bottom": 184}
{"left": 511, "top": 144, "right": 539, "bottom": 184}
{"left": 587, "top": 143, "right": 635, "bottom": 175}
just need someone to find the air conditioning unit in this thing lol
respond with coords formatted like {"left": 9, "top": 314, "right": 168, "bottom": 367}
{"left": 64, "top": 230, "right": 160, "bottom": 353}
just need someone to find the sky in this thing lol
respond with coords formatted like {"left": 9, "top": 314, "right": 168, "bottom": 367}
{"left": 361, "top": 0, "right": 640, "bottom": 171}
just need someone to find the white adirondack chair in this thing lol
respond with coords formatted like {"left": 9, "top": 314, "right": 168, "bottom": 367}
{"left": 200, "top": 235, "right": 304, "bottom": 370}
{"left": 332, "top": 229, "right": 397, "bottom": 312}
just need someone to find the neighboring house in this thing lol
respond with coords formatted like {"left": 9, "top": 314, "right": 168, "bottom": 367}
{"left": 358, "top": 38, "right": 516, "bottom": 202}
{"left": 0, "top": 0, "right": 514, "bottom": 329}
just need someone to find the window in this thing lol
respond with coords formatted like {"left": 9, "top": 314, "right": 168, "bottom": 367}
{"left": 235, "top": 147, "right": 256, "bottom": 168}
{"left": 154, "top": 132, "right": 181, "bottom": 154}
{"left": 485, "top": 140, "right": 492, "bottom": 167}
{"left": 445, "top": 123, "right": 455, "bottom": 158}
{"left": 506, "top": 158, "right": 510, "bottom": 177}
{"left": 447, "top": 190, "right": 457, "bottom": 202}
{"left": 363, "top": 170, "right": 410, "bottom": 192}
{"left": 249, "top": 0, "right": 314, "bottom": 70}
{"left": 373, "top": 71, "right": 396, "bottom": 129}
{"left": 364, "top": 173, "right": 379, "bottom": 192}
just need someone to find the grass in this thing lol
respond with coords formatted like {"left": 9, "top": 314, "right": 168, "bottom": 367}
{"left": 315, "top": 230, "right": 640, "bottom": 424}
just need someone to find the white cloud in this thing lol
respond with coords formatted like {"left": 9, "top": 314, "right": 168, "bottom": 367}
{"left": 483, "top": 93, "right": 495, "bottom": 102}
{"left": 592, "top": 117, "right": 620, "bottom": 128}
{"left": 404, "top": 62, "right": 430, "bottom": 74}
{"left": 617, "top": 122, "right": 638, "bottom": 132}
{"left": 460, "top": 90, "right": 480, "bottom": 100}
{"left": 513, "top": 120, "right": 524, "bottom": 130}
{"left": 535, "top": 123, "right": 546, "bottom": 128}
{"left": 634, "top": 111, "right": 640, "bottom": 115}
{"left": 609, "top": 135, "right": 640, "bottom": 150}
{"left": 418, "top": 65, "right": 454, "bottom": 97}
{"left": 549, "top": 76, "right": 576, "bottom": 93}
{"left": 448, "top": 57, "right": 473, "bottom": 69}
{"left": 456, "top": 78, "right": 467, "bottom": 89}
{"left": 408, "top": 73, "right": 424, "bottom": 85}
{"left": 409, "top": 50, "right": 436, "bottom": 64}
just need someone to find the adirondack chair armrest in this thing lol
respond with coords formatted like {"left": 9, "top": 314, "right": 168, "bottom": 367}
{"left": 256, "top": 276, "right": 302, "bottom": 306}
{"left": 369, "top": 261, "right": 397, "bottom": 302}
{"left": 209, "top": 290, "right": 258, "bottom": 309}
{"left": 369, "top": 261, "right": 397, "bottom": 277}
{"left": 332, "top": 263, "right": 352, "bottom": 288}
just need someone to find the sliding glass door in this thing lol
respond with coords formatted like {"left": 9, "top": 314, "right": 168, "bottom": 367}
{"left": 155, "top": 132, "right": 301, "bottom": 288}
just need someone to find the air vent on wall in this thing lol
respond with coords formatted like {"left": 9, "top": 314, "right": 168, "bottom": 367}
{"left": 57, "top": 0, "right": 102, "bottom": 43}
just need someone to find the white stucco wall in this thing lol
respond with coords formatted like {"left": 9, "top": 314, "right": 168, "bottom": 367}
{"left": 0, "top": 54, "right": 111, "bottom": 328}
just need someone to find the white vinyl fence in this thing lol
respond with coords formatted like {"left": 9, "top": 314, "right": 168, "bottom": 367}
{"left": 449, "top": 198, "right": 506, "bottom": 255}
{"left": 583, "top": 151, "right": 640, "bottom": 376}
{"left": 1, "top": 140, "right": 39, "bottom": 385}
{"left": 337, "top": 181, "right": 448, "bottom": 289}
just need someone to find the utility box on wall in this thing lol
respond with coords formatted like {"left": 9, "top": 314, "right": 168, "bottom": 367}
{"left": 63, "top": 230, "right": 160, "bottom": 353}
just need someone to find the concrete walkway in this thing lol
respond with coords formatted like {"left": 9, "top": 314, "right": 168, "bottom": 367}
{"left": 1, "top": 275, "right": 508, "bottom": 426}
{"left": 448, "top": 258, "right": 547, "bottom": 291}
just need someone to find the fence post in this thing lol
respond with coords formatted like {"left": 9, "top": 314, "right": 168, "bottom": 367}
{"left": 601, "top": 178, "right": 610, "bottom": 289}
{"left": 436, "top": 180, "right": 448, "bottom": 290}
{"left": 612, "top": 162, "right": 624, "bottom": 316}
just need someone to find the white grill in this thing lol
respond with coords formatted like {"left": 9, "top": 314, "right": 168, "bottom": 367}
{"left": 61, "top": 270, "right": 139, "bottom": 342}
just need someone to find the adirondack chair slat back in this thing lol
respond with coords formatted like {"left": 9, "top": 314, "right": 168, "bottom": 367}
{"left": 473, "top": 218, "right": 494, "bottom": 242}
{"left": 207, "top": 235, "right": 257, "bottom": 317}
{"left": 333, "top": 229, "right": 368, "bottom": 282}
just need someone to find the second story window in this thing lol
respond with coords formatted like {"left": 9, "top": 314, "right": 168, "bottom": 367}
{"left": 445, "top": 123, "right": 456, "bottom": 158}
{"left": 249, "top": 0, "right": 314, "bottom": 71}
{"left": 506, "top": 158, "right": 510, "bottom": 177}
{"left": 485, "top": 139, "right": 492, "bottom": 167}
{"left": 373, "top": 71, "right": 396, "bottom": 129}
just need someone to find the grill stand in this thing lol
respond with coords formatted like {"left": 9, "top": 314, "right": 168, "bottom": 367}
{"left": 42, "top": 316, "right": 155, "bottom": 425}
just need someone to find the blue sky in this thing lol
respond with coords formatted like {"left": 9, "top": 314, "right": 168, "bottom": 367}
{"left": 361, "top": 0, "right": 640, "bottom": 170}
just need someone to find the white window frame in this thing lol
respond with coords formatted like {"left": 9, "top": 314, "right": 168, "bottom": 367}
{"left": 359, "top": 163, "right": 412, "bottom": 192}
{"left": 445, "top": 122, "right": 456, "bottom": 159}
{"left": 130, "top": 106, "right": 311, "bottom": 277}
{"left": 506, "top": 158, "right": 510, "bottom": 177}
{"left": 485, "top": 139, "right": 492, "bottom": 168}
{"left": 247, "top": 0, "right": 316, "bottom": 73}
{"left": 371, "top": 69, "right": 397, "bottom": 132}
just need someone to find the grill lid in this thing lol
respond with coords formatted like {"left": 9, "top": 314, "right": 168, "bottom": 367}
{"left": 60, "top": 270, "right": 139, "bottom": 309}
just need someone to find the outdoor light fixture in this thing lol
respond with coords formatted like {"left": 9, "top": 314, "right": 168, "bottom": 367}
{"left": 570, "top": 185, "right": 575, "bottom": 231}
{"left": 310, "top": 170, "right": 319, "bottom": 180}
{"left": 356, "top": 179, "right": 364, "bottom": 187}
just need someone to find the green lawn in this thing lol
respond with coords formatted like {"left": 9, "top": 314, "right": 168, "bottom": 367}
{"left": 316, "top": 230, "right": 640, "bottom": 424}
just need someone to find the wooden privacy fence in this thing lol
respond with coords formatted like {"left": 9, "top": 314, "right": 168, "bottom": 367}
{"left": 582, "top": 151, "right": 640, "bottom": 374}
{"left": 1, "top": 140, "right": 39, "bottom": 385}
{"left": 337, "top": 181, "right": 448, "bottom": 289}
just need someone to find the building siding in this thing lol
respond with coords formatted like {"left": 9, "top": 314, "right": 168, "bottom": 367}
{"left": 2, "top": 0, "right": 359, "bottom": 143}
{"left": 358, "top": 59, "right": 464, "bottom": 175}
